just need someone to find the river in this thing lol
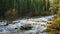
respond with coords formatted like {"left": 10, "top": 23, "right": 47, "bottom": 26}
{"left": 0, "top": 15, "right": 55, "bottom": 34}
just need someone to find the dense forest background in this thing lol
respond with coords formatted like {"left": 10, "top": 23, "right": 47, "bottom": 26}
{"left": 0, "top": 0, "right": 58, "bottom": 20}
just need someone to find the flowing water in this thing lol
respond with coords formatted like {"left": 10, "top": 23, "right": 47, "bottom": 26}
{"left": 0, "top": 15, "right": 55, "bottom": 34}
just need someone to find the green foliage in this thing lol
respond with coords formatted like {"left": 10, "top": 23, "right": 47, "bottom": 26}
{"left": 45, "top": 0, "right": 60, "bottom": 32}
{"left": 57, "top": 8, "right": 60, "bottom": 17}
{"left": 31, "top": 16, "right": 40, "bottom": 18}
{"left": 45, "top": 18, "right": 60, "bottom": 34}
{"left": 0, "top": 0, "right": 51, "bottom": 19}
